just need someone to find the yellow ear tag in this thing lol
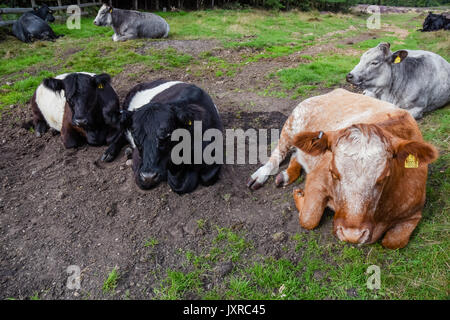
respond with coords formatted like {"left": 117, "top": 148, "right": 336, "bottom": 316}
{"left": 394, "top": 56, "right": 401, "bottom": 64}
{"left": 98, "top": 83, "right": 104, "bottom": 89}
{"left": 109, "top": 9, "right": 112, "bottom": 13}
{"left": 405, "top": 154, "right": 419, "bottom": 168}
{"left": 187, "top": 120, "right": 192, "bottom": 126}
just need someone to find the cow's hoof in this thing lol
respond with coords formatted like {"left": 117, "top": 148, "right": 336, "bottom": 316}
{"left": 247, "top": 177, "right": 262, "bottom": 190}
{"left": 275, "top": 172, "right": 286, "bottom": 187}
{"left": 293, "top": 188, "right": 304, "bottom": 197}
{"left": 101, "top": 152, "right": 114, "bottom": 162}
{"left": 35, "top": 131, "right": 42, "bottom": 138}
{"left": 124, "top": 147, "right": 133, "bottom": 159}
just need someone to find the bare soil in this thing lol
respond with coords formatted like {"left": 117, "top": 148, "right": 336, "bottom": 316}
{"left": 0, "top": 36, "right": 364, "bottom": 299}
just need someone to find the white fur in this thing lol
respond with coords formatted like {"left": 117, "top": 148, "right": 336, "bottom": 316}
{"left": 334, "top": 128, "right": 388, "bottom": 214}
{"left": 35, "top": 72, "right": 95, "bottom": 132}
{"left": 126, "top": 81, "right": 183, "bottom": 148}
{"left": 128, "top": 81, "right": 182, "bottom": 111}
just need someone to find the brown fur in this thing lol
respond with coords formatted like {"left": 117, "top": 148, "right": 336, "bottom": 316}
{"left": 252, "top": 89, "right": 439, "bottom": 249}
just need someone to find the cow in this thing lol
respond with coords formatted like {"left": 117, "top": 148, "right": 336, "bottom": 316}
{"left": 12, "top": 4, "right": 59, "bottom": 43}
{"left": 31, "top": 72, "right": 120, "bottom": 149}
{"left": 247, "top": 89, "right": 438, "bottom": 249}
{"left": 102, "top": 80, "right": 223, "bottom": 194}
{"left": 346, "top": 42, "right": 450, "bottom": 119}
{"left": 420, "top": 12, "right": 450, "bottom": 32}
{"left": 93, "top": 4, "right": 170, "bottom": 41}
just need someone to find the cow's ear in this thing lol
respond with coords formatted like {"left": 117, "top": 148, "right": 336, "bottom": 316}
{"left": 43, "top": 78, "right": 64, "bottom": 92}
{"left": 293, "top": 130, "right": 333, "bottom": 156}
{"left": 378, "top": 42, "right": 391, "bottom": 55}
{"left": 93, "top": 73, "right": 111, "bottom": 89}
{"left": 172, "top": 104, "right": 204, "bottom": 127}
{"left": 393, "top": 139, "right": 438, "bottom": 168}
{"left": 390, "top": 50, "right": 408, "bottom": 64}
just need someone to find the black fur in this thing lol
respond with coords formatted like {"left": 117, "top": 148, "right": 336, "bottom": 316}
{"left": 12, "top": 5, "right": 58, "bottom": 43}
{"left": 420, "top": 12, "right": 450, "bottom": 32}
{"left": 104, "top": 81, "right": 223, "bottom": 194}
{"left": 42, "top": 73, "right": 120, "bottom": 147}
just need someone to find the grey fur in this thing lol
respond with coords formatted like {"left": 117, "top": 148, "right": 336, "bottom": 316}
{"left": 94, "top": 4, "right": 169, "bottom": 41}
{"left": 347, "top": 42, "right": 450, "bottom": 119}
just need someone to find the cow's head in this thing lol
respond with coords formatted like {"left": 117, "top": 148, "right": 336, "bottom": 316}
{"left": 43, "top": 73, "right": 111, "bottom": 128}
{"left": 93, "top": 4, "right": 113, "bottom": 26}
{"left": 293, "top": 123, "right": 438, "bottom": 245}
{"left": 122, "top": 102, "right": 202, "bottom": 190}
{"left": 346, "top": 43, "right": 408, "bottom": 89}
{"left": 35, "top": 4, "right": 55, "bottom": 22}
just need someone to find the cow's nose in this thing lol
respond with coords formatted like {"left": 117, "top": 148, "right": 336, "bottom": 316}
{"left": 346, "top": 73, "right": 354, "bottom": 82}
{"left": 73, "top": 118, "right": 88, "bottom": 126}
{"left": 139, "top": 171, "right": 158, "bottom": 183}
{"left": 337, "top": 227, "right": 369, "bottom": 244}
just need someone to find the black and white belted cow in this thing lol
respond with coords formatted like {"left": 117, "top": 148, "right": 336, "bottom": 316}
{"left": 31, "top": 72, "right": 120, "bottom": 149}
{"left": 102, "top": 80, "right": 223, "bottom": 194}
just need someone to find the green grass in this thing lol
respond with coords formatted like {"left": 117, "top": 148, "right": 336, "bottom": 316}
{"left": 277, "top": 54, "right": 360, "bottom": 98}
{"left": 102, "top": 267, "right": 120, "bottom": 294}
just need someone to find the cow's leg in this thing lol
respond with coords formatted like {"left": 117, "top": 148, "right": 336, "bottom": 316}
{"left": 113, "top": 33, "right": 137, "bottom": 42}
{"left": 363, "top": 89, "right": 376, "bottom": 98}
{"left": 101, "top": 130, "right": 128, "bottom": 162}
{"left": 293, "top": 168, "right": 328, "bottom": 230}
{"left": 247, "top": 115, "right": 295, "bottom": 190}
{"left": 31, "top": 93, "right": 48, "bottom": 137}
{"left": 407, "top": 107, "right": 424, "bottom": 120}
{"left": 61, "top": 123, "right": 84, "bottom": 149}
{"left": 61, "top": 105, "right": 84, "bottom": 148}
{"left": 275, "top": 152, "right": 302, "bottom": 187}
{"left": 381, "top": 212, "right": 422, "bottom": 249}
{"left": 200, "top": 164, "right": 221, "bottom": 186}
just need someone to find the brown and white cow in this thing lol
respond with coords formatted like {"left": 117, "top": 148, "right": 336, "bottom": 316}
{"left": 248, "top": 89, "right": 438, "bottom": 249}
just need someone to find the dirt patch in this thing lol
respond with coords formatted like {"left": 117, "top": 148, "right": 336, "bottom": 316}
{"left": 138, "top": 39, "right": 222, "bottom": 57}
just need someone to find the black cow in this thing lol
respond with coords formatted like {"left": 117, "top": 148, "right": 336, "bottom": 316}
{"left": 102, "top": 80, "right": 223, "bottom": 194}
{"left": 31, "top": 72, "right": 120, "bottom": 149}
{"left": 420, "top": 12, "right": 450, "bottom": 32}
{"left": 12, "top": 4, "right": 59, "bottom": 43}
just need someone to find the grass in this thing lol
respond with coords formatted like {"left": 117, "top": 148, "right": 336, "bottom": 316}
{"left": 0, "top": 8, "right": 448, "bottom": 300}
{"left": 102, "top": 267, "right": 120, "bottom": 294}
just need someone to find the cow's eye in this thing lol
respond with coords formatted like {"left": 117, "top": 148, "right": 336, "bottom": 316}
{"left": 371, "top": 61, "right": 379, "bottom": 65}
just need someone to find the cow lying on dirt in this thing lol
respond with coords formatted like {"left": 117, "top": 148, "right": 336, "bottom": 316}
{"left": 347, "top": 42, "right": 450, "bottom": 119}
{"left": 12, "top": 4, "right": 59, "bottom": 43}
{"left": 93, "top": 4, "right": 170, "bottom": 41}
{"left": 420, "top": 12, "right": 450, "bottom": 31}
{"left": 31, "top": 72, "right": 120, "bottom": 149}
{"left": 102, "top": 80, "right": 223, "bottom": 194}
{"left": 248, "top": 89, "right": 438, "bottom": 249}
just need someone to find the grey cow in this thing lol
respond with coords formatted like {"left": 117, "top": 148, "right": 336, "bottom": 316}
{"left": 347, "top": 42, "right": 450, "bottom": 119}
{"left": 94, "top": 4, "right": 169, "bottom": 41}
